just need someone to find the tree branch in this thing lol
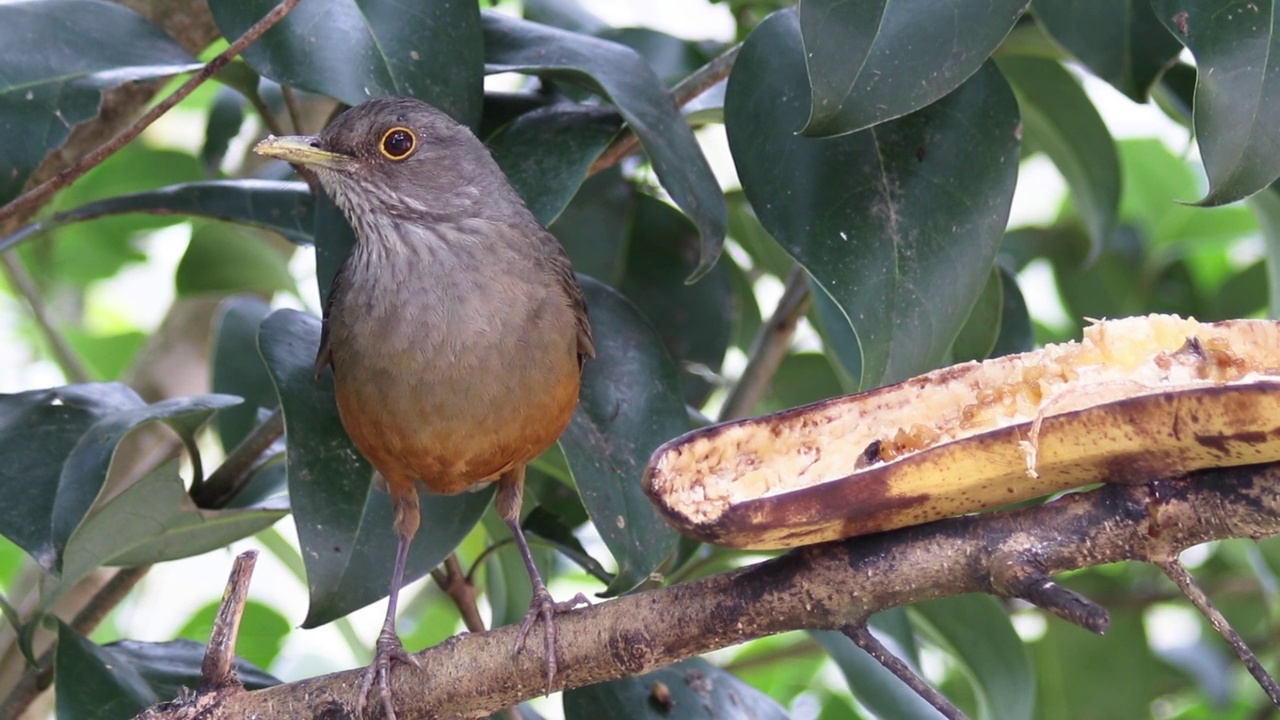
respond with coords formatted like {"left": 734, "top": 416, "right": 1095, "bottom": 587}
{"left": 143, "top": 461, "right": 1280, "bottom": 719}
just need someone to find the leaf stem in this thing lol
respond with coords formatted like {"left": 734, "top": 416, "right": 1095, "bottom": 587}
{"left": 588, "top": 42, "right": 742, "bottom": 176}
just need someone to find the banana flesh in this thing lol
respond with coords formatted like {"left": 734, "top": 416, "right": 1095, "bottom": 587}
{"left": 643, "top": 315, "right": 1280, "bottom": 550}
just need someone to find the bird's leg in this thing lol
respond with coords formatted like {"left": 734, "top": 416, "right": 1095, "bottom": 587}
{"left": 357, "top": 482, "right": 421, "bottom": 720}
{"left": 498, "top": 466, "right": 590, "bottom": 694}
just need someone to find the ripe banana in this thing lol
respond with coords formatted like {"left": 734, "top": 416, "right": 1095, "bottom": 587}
{"left": 644, "top": 315, "right": 1280, "bottom": 550}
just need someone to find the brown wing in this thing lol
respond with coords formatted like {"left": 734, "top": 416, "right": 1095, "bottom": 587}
{"left": 542, "top": 230, "right": 594, "bottom": 365}
{"left": 314, "top": 262, "right": 345, "bottom": 379}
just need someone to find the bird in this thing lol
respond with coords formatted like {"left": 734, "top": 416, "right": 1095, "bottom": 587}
{"left": 254, "top": 96, "right": 594, "bottom": 719}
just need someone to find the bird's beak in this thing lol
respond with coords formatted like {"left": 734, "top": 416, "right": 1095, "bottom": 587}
{"left": 253, "top": 135, "right": 356, "bottom": 170}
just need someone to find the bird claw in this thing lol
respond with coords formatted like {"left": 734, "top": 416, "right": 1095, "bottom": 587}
{"left": 356, "top": 629, "right": 420, "bottom": 720}
{"left": 514, "top": 588, "right": 591, "bottom": 695}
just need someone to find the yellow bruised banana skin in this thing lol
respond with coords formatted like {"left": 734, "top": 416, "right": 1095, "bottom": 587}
{"left": 643, "top": 315, "right": 1280, "bottom": 550}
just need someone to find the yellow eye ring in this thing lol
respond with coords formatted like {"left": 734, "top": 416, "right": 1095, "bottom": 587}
{"left": 379, "top": 127, "right": 416, "bottom": 160}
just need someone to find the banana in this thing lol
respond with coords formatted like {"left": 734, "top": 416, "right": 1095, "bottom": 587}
{"left": 643, "top": 315, "right": 1280, "bottom": 550}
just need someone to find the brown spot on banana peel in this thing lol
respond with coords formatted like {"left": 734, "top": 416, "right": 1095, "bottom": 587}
{"left": 643, "top": 316, "right": 1280, "bottom": 550}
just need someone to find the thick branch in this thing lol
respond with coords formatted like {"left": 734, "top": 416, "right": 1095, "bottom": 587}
{"left": 146, "top": 462, "right": 1280, "bottom": 719}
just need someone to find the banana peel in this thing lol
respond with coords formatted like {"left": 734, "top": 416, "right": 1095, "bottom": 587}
{"left": 643, "top": 315, "right": 1280, "bottom": 550}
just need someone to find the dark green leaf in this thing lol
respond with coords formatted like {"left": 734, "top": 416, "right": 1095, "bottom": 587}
{"left": 257, "top": 309, "right": 493, "bottom": 627}
{"left": 949, "top": 266, "right": 1003, "bottom": 363}
{"left": 1151, "top": 0, "right": 1280, "bottom": 205}
{"left": 55, "top": 621, "right": 156, "bottom": 720}
{"left": 524, "top": 0, "right": 607, "bottom": 34}
{"left": 1031, "top": 0, "right": 1182, "bottom": 101}
{"left": 563, "top": 656, "right": 789, "bottom": 720}
{"left": 550, "top": 168, "right": 635, "bottom": 284}
{"left": 596, "top": 28, "right": 717, "bottom": 87}
{"left": 911, "top": 595, "right": 1034, "bottom": 720}
{"left": 211, "top": 296, "right": 277, "bottom": 451}
{"left": 728, "top": 10, "right": 1020, "bottom": 388}
{"left": 177, "top": 599, "right": 290, "bottom": 670}
{"left": 55, "top": 459, "right": 286, "bottom": 600}
{"left": 0, "top": 384, "right": 142, "bottom": 569}
{"left": 0, "top": 0, "right": 199, "bottom": 205}
{"left": 814, "top": 625, "right": 941, "bottom": 719}
{"left": 50, "top": 394, "right": 241, "bottom": 573}
{"left": 620, "top": 194, "right": 735, "bottom": 406}
{"left": 490, "top": 104, "right": 622, "bottom": 226}
{"left": 483, "top": 11, "right": 726, "bottom": 280}
{"left": 1, "top": 180, "right": 315, "bottom": 256}
{"left": 808, "top": 277, "right": 862, "bottom": 391}
{"left": 203, "top": 87, "right": 247, "bottom": 173}
{"left": 56, "top": 622, "right": 280, "bottom": 720}
{"left": 560, "top": 279, "right": 684, "bottom": 595}
{"left": 175, "top": 222, "right": 295, "bottom": 297}
{"left": 990, "top": 264, "right": 1035, "bottom": 357}
{"left": 997, "top": 55, "right": 1120, "bottom": 259}
{"left": 798, "top": 0, "right": 1029, "bottom": 136}
{"left": 726, "top": 190, "right": 794, "bottom": 279}
{"left": 210, "top": 0, "right": 483, "bottom": 127}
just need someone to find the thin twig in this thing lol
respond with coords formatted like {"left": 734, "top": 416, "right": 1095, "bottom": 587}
{"left": 1156, "top": 558, "right": 1280, "bottom": 705}
{"left": 0, "top": 0, "right": 301, "bottom": 225}
{"left": 587, "top": 43, "right": 741, "bottom": 177}
{"left": 718, "top": 264, "right": 812, "bottom": 421}
{"left": 842, "top": 624, "right": 968, "bottom": 720}
{"left": 0, "top": 253, "right": 92, "bottom": 383}
{"left": 431, "top": 554, "right": 486, "bottom": 635}
{"left": 191, "top": 408, "right": 285, "bottom": 507}
{"left": 200, "top": 551, "right": 258, "bottom": 693}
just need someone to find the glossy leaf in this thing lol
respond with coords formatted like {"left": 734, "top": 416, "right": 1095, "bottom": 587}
{"left": 798, "top": 0, "right": 1029, "bottom": 136}
{"left": 0, "top": 384, "right": 142, "bottom": 569}
{"left": 990, "top": 264, "right": 1035, "bottom": 357}
{"left": 1032, "top": 0, "right": 1182, "bottom": 101}
{"left": 911, "top": 595, "right": 1035, "bottom": 720}
{"left": 1152, "top": 0, "right": 1280, "bottom": 205}
{"left": 211, "top": 296, "right": 277, "bottom": 452}
{"left": 598, "top": 28, "right": 717, "bottom": 88}
{"left": 550, "top": 168, "right": 635, "bottom": 284}
{"left": 563, "top": 656, "right": 789, "bottom": 720}
{"left": 814, "top": 625, "right": 942, "bottom": 719}
{"left": 210, "top": 0, "right": 483, "bottom": 127}
{"left": 726, "top": 190, "right": 794, "bottom": 279}
{"left": 49, "top": 394, "right": 241, "bottom": 572}
{"left": 483, "top": 11, "right": 726, "bottom": 280}
{"left": 0, "top": 180, "right": 315, "bottom": 255}
{"left": 950, "top": 266, "right": 1003, "bottom": 364}
{"left": 758, "top": 353, "right": 845, "bottom": 415}
{"left": 55, "top": 459, "right": 286, "bottom": 601}
{"left": 490, "top": 104, "right": 622, "bottom": 226}
{"left": 257, "top": 309, "right": 494, "bottom": 627}
{"left": 998, "top": 56, "right": 1120, "bottom": 259}
{"left": 55, "top": 623, "right": 279, "bottom": 720}
{"left": 728, "top": 10, "right": 1020, "bottom": 388}
{"left": 559, "top": 279, "right": 684, "bottom": 595}
{"left": 0, "top": 0, "right": 199, "bottom": 205}
{"left": 619, "top": 194, "right": 735, "bottom": 406}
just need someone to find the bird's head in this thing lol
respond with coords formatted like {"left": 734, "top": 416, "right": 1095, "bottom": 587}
{"left": 254, "top": 97, "right": 516, "bottom": 225}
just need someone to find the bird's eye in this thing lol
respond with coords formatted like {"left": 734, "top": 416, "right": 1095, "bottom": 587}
{"left": 379, "top": 127, "right": 416, "bottom": 160}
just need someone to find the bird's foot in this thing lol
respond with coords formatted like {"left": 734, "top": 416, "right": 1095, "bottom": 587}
{"left": 514, "top": 587, "right": 591, "bottom": 694}
{"left": 356, "top": 628, "right": 421, "bottom": 720}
